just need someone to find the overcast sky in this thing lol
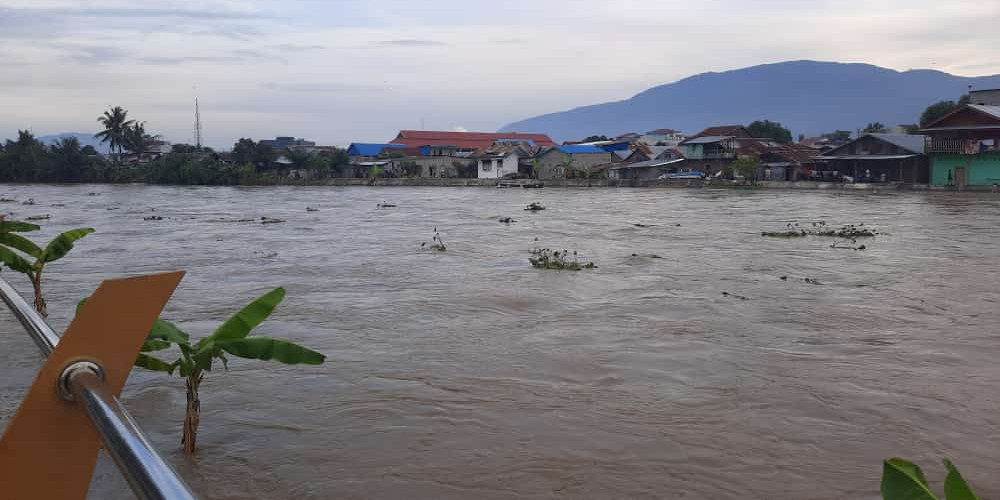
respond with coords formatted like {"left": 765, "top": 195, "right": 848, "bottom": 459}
{"left": 1, "top": 0, "right": 998, "bottom": 147}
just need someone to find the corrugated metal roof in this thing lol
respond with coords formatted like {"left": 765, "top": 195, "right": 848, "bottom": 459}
{"left": 816, "top": 154, "right": 918, "bottom": 160}
{"left": 555, "top": 145, "right": 607, "bottom": 154}
{"left": 867, "top": 133, "right": 925, "bottom": 154}
{"left": 684, "top": 135, "right": 732, "bottom": 144}
{"left": 609, "top": 158, "right": 685, "bottom": 170}
{"left": 347, "top": 143, "right": 407, "bottom": 156}
{"left": 969, "top": 104, "right": 1000, "bottom": 121}
{"left": 613, "top": 150, "right": 632, "bottom": 160}
{"left": 391, "top": 130, "right": 557, "bottom": 149}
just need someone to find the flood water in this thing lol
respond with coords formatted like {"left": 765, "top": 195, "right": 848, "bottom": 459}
{"left": 2, "top": 184, "right": 1000, "bottom": 499}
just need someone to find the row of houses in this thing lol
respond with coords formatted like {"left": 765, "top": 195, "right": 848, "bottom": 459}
{"left": 305, "top": 88, "right": 1000, "bottom": 189}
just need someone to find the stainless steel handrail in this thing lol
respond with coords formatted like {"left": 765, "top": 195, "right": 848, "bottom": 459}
{"left": 0, "top": 276, "right": 197, "bottom": 500}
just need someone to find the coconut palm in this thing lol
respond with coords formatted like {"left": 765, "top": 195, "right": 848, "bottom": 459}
{"left": 124, "top": 121, "right": 156, "bottom": 160}
{"left": 50, "top": 137, "right": 85, "bottom": 181}
{"left": 95, "top": 106, "right": 134, "bottom": 165}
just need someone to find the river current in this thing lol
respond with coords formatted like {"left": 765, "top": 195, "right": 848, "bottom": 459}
{"left": 1, "top": 184, "right": 999, "bottom": 499}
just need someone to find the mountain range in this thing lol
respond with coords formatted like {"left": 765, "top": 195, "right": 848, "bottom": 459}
{"left": 500, "top": 60, "right": 1000, "bottom": 141}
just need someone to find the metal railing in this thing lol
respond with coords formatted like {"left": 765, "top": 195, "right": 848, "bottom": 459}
{"left": 0, "top": 276, "right": 198, "bottom": 500}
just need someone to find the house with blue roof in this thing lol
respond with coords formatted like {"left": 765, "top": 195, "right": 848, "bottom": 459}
{"left": 532, "top": 145, "right": 615, "bottom": 180}
{"left": 346, "top": 143, "right": 408, "bottom": 160}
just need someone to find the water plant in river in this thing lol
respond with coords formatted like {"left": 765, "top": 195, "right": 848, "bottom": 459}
{"left": 525, "top": 202, "right": 546, "bottom": 211}
{"left": 422, "top": 228, "right": 446, "bottom": 251}
{"left": 762, "top": 221, "right": 878, "bottom": 239}
{"left": 0, "top": 218, "right": 94, "bottom": 316}
{"left": 881, "top": 458, "right": 980, "bottom": 500}
{"left": 79, "top": 287, "right": 326, "bottom": 454}
{"left": 529, "top": 248, "right": 596, "bottom": 270}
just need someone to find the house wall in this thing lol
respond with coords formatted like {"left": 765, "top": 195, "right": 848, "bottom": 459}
{"left": 930, "top": 152, "right": 1000, "bottom": 186}
{"left": 477, "top": 153, "right": 519, "bottom": 179}
{"left": 534, "top": 151, "right": 614, "bottom": 180}
{"left": 969, "top": 90, "right": 1000, "bottom": 106}
{"left": 408, "top": 157, "right": 470, "bottom": 178}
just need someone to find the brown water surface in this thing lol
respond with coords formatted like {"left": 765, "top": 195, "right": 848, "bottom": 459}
{"left": 1, "top": 185, "right": 999, "bottom": 499}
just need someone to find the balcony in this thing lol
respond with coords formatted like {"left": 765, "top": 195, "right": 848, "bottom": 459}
{"left": 926, "top": 137, "right": 998, "bottom": 154}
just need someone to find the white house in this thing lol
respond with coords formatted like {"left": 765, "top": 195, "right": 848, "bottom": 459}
{"left": 474, "top": 141, "right": 539, "bottom": 179}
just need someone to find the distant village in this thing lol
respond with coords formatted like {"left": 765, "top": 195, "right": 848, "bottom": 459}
{"left": 244, "top": 87, "right": 1000, "bottom": 190}
{"left": 5, "top": 89, "right": 1000, "bottom": 189}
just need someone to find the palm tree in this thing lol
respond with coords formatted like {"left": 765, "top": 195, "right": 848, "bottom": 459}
{"left": 95, "top": 106, "right": 134, "bottom": 165}
{"left": 124, "top": 122, "right": 156, "bottom": 161}
{"left": 50, "top": 137, "right": 84, "bottom": 181}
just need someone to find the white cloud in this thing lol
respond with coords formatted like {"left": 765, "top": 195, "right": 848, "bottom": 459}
{"left": 1, "top": 0, "right": 998, "bottom": 146}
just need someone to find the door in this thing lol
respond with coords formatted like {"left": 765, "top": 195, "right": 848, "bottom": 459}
{"left": 955, "top": 167, "right": 967, "bottom": 189}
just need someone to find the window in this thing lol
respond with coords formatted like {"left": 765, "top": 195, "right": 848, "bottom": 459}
{"left": 482, "top": 160, "right": 492, "bottom": 171}
{"left": 429, "top": 166, "right": 436, "bottom": 176}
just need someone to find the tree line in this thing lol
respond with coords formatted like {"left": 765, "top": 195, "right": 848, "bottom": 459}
{"left": 1, "top": 106, "right": 353, "bottom": 185}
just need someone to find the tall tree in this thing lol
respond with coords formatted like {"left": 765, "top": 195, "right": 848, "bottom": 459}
{"left": 95, "top": 106, "right": 134, "bottom": 165}
{"left": 747, "top": 120, "right": 792, "bottom": 143}
{"left": 863, "top": 122, "right": 887, "bottom": 133}
{"left": 50, "top": 137, "right": 85, "bottom": 182}
{"left": 231, "top": 138, "right": 257, "bottom": 166}
{"left": 124, "top": 121, "right": 155, "bottom": 159}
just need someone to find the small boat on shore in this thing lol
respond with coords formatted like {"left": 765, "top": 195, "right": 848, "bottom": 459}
{"left": 497, "top": 179, "right": 544, "bottom": 188}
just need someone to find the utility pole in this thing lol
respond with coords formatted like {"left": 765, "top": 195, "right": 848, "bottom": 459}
{"left": 194, "top": 98, "right": 203, "bottom": 149}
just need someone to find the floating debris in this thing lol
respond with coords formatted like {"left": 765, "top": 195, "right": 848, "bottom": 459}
{"left": 423, "top": 229, "right": 446, "bottom": 251}
{"left": 260, "top": 217, "right": 286, "bottom": 224}
{"left": 525, "top": 202, "right": 546, "bottom": 211}
{"left": 780, "top": 275, "right": 788, "bottom": 280}
{"left": 88, "top": 192, "right": 98, "bottom": 196}
{"left": 0, "top": 197, "right": 16, "bottom": 203}
{"left": 143, "top": 215, "right": 164, "bottom": 221}
{"left": 51, "top": 203, "right": 66, "bottom": 207}
{"left": 21, "top": 198, "right": 35, "bottom": 206}
{"left": 763, "top": 222, "right": 879, "bottom": 239}
{"left": 632, "top": 223, "right": 655, "bottom": 228}
{"left": 831, "top": 239, "right": 867, "bottom": 251}
{"left": 803, "top": 278, "right": 823, "bottom": 285}
{"left": 529, "top": 248, "right": 596, "bottom": 270}
{"left": 253, "top": 250, "right": 278, "bottom": 258}
{"left": 306, "top": 207, "right": 319, "bottom": 212}
{"left": 630, "top": 253, "right": 663, "bottom": 259}
{"left": 722, "top": 291, "right": 750, "bottom": 301}
{"left": 25, "top": 215, "right": 51, "bottom": 221}
{"left": 499, "top": 217, "right": 516, "bottom": 224}
{"left": 377, "top": 202, "right": 396, "bottom": 208}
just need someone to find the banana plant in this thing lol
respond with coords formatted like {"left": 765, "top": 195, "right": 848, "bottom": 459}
{"left": 0, "top": 218, "right": 94, "bottom": 316}
{"left": 881, "top": 458, "right": 980, "bottom": 500}
{"left": 80, "top": 287, "right": 325, "bottom": 454}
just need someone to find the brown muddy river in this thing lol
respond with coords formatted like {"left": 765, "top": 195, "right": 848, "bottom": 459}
{"left": 1, "top": 185, "right": 999, "bottom": 499}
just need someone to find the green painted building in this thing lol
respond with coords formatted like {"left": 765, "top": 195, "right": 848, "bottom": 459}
{"left": 922, "top": 104, "right": 1000, "bottom": 188}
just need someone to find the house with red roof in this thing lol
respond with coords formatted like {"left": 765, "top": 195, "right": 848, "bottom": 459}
{"left": 389, "top": 130, "right": 556, "bottom": 152}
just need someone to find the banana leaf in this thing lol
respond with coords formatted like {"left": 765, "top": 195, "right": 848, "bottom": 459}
{"left": 943, "top": 459, "right": 980, "bottom": 500}
{"left": 40, "top": 227, "right": 94, "bottom": 263}
{"left": 0, "top": 232, "right": 42, "bottom": 258}
{"left": 0, "top": 221, "right": 40, "bottom": 233}
{"left": 204, "top": 287, "right": 285, "bottom": 345}
{"left": 219, "top": 337, "right": 325, "bottom": 365}
{"left": 0, "top": 246, "right": 35, "bottom": 274}
{"left": 150, "top": 319, "right": 190, "bottom": 345}
{"left": 881, "top": 459, "right": 937, "bottom": 500}
{"left": 135, "top": 354, "right": 176, "bottom": 374}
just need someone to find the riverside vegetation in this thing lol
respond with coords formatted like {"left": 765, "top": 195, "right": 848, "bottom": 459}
{"left": 77, "top": 288, "right": 325, "bottom": 454}
{"left": 0, "top": 213, "right": 324, "bottom": 454}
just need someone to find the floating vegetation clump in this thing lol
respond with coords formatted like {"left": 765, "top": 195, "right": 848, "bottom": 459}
{"left": 260, "top": 217, "right": 286, "bottom": 224}
{"left": 143, "top": 215, "right": 164, "bottom": 221}
{"left": 722, "top": 291, "right": 749, "bottom": 300}
{"left": 529, "top": 248, "right": 596, "bottom": 270}
{"left": 25, "top": 215, "right": 51, "bottom": 221}
{"left": 0, "top": 197, "right": 16, "bottom": 203}
{"left": 499, "top": 217, "right": 516, "bottom": 224}
{"left": 306, "top": 206, "right": 319, "bottom": 212}
{"left": 525, "top": 202, "right": 545, "bottom": 211}
{"left": 377, "top": 202, "right": 396, "bottom": 208}
{"left": 422, "top": 228, "right": 446, "bottom": 251}
{"left": 762, "top": 221, "right": 879, "bottom": 239}
{"left": 632, "top": 223, "right": 654, "bottom": 228}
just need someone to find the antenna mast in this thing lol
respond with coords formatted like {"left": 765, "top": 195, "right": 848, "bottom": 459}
{"left": 194, "top": 98, "right": 203, "bottom": 148}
